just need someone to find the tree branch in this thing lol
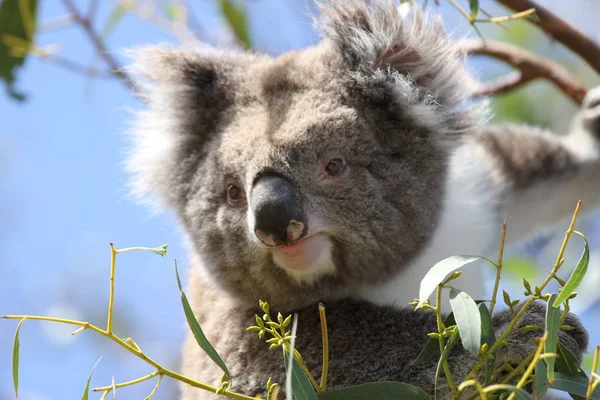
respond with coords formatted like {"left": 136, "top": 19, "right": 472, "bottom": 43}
{"left": 495, "top": 0, "right": 600, "bottom": 75}
{"left": 61, "top": 0, "right": 137, "bottom": 92}
{"left": 461, "top": 39, "right": 588, "bottom": 105}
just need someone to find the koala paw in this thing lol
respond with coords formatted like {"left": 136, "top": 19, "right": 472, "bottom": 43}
{"left": 581, "top": 85, "right": 600, "bottom": 137}
{"left": 493, "top": 301, "right": 589, "bottom": 366}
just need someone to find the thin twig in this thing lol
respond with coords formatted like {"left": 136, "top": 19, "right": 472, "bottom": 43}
{"left": 496, "top": 0, "right": 600, "bottom": 75}
{"left": 461, "top": 39, "right": 588, "bottom": 105}
{"left": 61, "top": 0, "right": 137, "bottom": 92}
{"left": 38, "top": 53, "right": 113, "bottom": 78}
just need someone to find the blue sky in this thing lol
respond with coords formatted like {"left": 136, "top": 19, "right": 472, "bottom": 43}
{"left": 1, "top": 1, "right": 599, "bottom": 399}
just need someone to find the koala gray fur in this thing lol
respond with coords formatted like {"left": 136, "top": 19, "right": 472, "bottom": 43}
{"left": 125, "top": 0, "right": 599, "bottom": 398}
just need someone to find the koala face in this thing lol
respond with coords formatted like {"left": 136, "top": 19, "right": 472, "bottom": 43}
{"left": 127, "top": 0, "right": 487, "bottom": 311}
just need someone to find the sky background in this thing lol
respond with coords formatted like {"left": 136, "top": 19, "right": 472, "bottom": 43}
{"left": 1, "top": 1, "right": 600, "bottom": 399}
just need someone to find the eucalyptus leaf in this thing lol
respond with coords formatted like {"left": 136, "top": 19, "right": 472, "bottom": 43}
{"left": 12, "top": 317, "right": 26, "bottom": 397}
{"left": 448, "top": 289, "right": 481, "bottom": 354}
{"left": 533, "top": 359, "right": 549, "bottom": 398}
{"left": 468, "top": 0, "right": 479, "bottom": 20}
{"left": 318, "top": 382, "right": 430, "bottom": 400}
{"left": 81, "top": 357, "right": 102, "bottom": 400}
{"left": 552, "top": 372, "right": 600, "bottom": 399}
{"left": 553, "top": 234, "right": 589, "bottom": 308}
{"left": 545, "top": 294, "right": 561, "bottom": 384}
{"left": 175, "top": 261, "right": 231, "bottom": 381}
{"left": 0, "top": 0, "right": 38, "bottom": 100}
{"left": 283, "top": 352, "right": 318, "bottom": 400}
{"left": 486, "top": 384, "right": 533, "bottom": 399}
{"left": 417, "top": 256, "right": 481, "bottom": 308}
{"left": 412, "top": 312, "right": 457, "bottom": 365}
{"left": 219, "top": 0, "right": 251, "bottom": 49}
{"left": 556, "top": 343, "right": 584, "bottom": 376}
{"left": 478, "top": 303, "right": 496, "bottom": 385}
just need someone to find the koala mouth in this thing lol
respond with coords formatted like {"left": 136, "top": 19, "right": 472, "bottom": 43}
{"left": 271, "top": 234, "right": 336, "bottom": 283}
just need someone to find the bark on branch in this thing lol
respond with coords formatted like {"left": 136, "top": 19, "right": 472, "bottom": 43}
{"left": 461, "top": 39, "right": 588, "bottom": 105}
{"left": 496, "top": 0, "right": 600, "bottom": 75}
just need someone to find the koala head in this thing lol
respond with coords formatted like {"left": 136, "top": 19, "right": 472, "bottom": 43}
{"left": 126, "top": 0, "right": 487, "bottom": 311}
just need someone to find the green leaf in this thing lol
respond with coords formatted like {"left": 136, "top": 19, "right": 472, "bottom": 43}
{"left": 486, "top": 384, "right": 533, "bottom": 399}
{"left": 552, "top": 372, "right": 600, "bottom": 399}
{"left": 283, "top": 351, "right": 318, "bottom": 400}
{"left": 0, "top": 0, "right": 38, "bottom": 100}
{"left": 553, "top": 234, "right": 589, "bottom": 308}
{"left": 545, "top": 293, "right": 561, "bottom": 384}
{"left": 12, "top": 317, "right": 26, "bottom": 397}
{"left": 318, "top": 382, "right": 430, "bottom": 399}
{"left": 448, "top": 289, "right": 481, "bottom": 354}
{"left": 174, "top": 261, "right": 232, "bottom": 381}
{"left": 412, "top": 312, "right": 456, "bottom": 365}
{"left": 434, "top": 328, "right": 459, "bottom": 397}
{"left": 479, "top": 303, "right": 496, "bottom": 385}
{"left": 412, "top": 301, "right": 487, "bottom": 365}
{"left": 468, "top": 0, "right": 479, "bottom": 20}
{"left": 556, "top": 343, "right": 585, "bottom": 377}
{"left": 102, "top": 1, "right": 133, "bottom": 38}
{"left": 81, "top": 357, "right": 103, "bottom": 400}
{"left": 417, "top": 256, "right": 481, "bottom": 308}
{"left": 533, "top": 359, "right": 549, "bottom": 399}
{"left": 219, "top": 0, "right": 251, "bottom": 49}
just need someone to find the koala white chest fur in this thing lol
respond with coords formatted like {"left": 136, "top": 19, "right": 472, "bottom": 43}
{"left": 126, "top": 0, "right": 600, "bottom": 398}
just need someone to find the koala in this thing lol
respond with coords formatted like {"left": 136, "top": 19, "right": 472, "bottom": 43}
{"left": 125, "top": 0, "right": 599, "bottom": 398}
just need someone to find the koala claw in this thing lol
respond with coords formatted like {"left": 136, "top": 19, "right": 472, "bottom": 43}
{"left": 494, "top": 301, "right": 589, "bottom": 367}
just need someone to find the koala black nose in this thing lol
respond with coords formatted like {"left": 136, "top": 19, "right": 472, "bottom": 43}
{"left": 250, "top": 175, "right": 308, "bottom": 247}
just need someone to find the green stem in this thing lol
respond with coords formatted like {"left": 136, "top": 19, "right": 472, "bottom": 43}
{"left": 469, "top": 201, "right": 581, "bottom": 378}
{"left": 107, "top": 243, "right": 116, "bottom": 334}
{"left": 93, "top": 370, "right": 160, "bottom": 391}
{"left": 489, "top": 216, "right": 507, "bottom": 315}
{"left": 1, "top": 315, "right": 256, "bottom": 400}
{"left": 436, "top": 285, "right": 458, "bottom": 395}
{"left": 319, "top": 303, "right": 329, "bottom": 391}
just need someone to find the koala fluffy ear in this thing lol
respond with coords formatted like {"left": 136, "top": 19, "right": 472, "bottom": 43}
{"left": 316, "top": 0, "right": 475, "bottom": 107}
{"left": 125, "top": 46, "right": 235, "bottom": 208}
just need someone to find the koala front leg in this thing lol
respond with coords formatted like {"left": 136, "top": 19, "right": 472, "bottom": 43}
{"left": 442, "top": 301, "right": 589, "bottom": 399}
{"left": 472, "top": 87, "right": 600, "bottom": 244}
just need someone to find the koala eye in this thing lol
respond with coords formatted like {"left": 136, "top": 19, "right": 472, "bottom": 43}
{"left": 226, "top": 183, "right": 245, "bottom": 205}
{"left": 324, "top": 158, "right": 346, "bottom": 177}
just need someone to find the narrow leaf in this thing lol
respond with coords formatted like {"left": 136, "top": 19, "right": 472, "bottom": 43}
{"left": 552, "top": 372, "right": 600, "bottom": 399}
{"left": 285, "top": 314, "right": 299, "bottom": 400}
{"left": 219, "top": 0, "right": 251, "bottom": 49}
{"left": 417, "top": 256, "right": 481, "bottom": 308}
{"left": 478, "top": 303, "right": 496, "bottom": 385}
{"left": 0, "top": 0, "right": 38, "bottom": 100}
{"left": 468, "top": 0, "right": 479, "bottom": 20}
{"left": 283, "top": 352, "right": 318, "bottom": 400}
{"left": 102, "top": 1, "right": 133, "bottom": 38}
{"left": 412, "top": 301, "right": 486, "bottom": 365}
{"left": 449, "top": 289, "right": 481, "bottom": 354}
{"left": 317, "top": 382, "right": 430, "bottom": 399}
{"left": 533, "top": 360, "right": 549, "bottom": 398}
{"left": 486, "top": 384, "right": 533, "bottom": 399}
{"left": 553, "top": 235, "right": 589, "bottom": 308}
{"left": 175, "top": 261, "right": 232, "bottom": 381}
{"left": 434, "top": 328, "right": 459, "bottom": 397}
{"left": 545, "top": 293, "right": 561, "bottom": 384}
{"left": 81, "top": 357, "right": 102, "bottom": 400}
{"left": 556, "top": 343, "right": 585, "bottom": 377}
{"left": 412, "top": 312, "right": 456, "bottom": 365}
{"left": 12, "top": 317, "right": 26, "bottom": 397}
